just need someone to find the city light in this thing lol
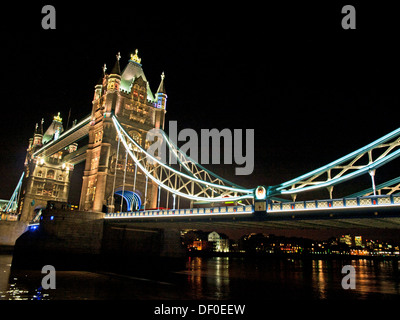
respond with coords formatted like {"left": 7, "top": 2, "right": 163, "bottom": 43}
{"left": 182, "top": 230, "right": 400, "bottom": 257}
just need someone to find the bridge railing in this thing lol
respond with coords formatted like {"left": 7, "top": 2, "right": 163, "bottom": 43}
{"left": 105, "top": 205, "right": 254, "bottom": 219}
{"left": 268, "top": 195, "right": 400, "bottom": 212}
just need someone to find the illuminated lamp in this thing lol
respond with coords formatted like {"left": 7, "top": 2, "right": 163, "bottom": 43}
{"left": 255, "top": 186, "right": 267, "bottom": 200}
{"left": 254, "top": 186, "right": 267, "bottom": 214}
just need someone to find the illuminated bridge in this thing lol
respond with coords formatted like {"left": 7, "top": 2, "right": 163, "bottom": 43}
{"left": 2, "top": 51, "right": 400, "bottom": 232}
{"left": 104, "top": 113, "right": 400, "bottom": 229}
{"left": 4, "top": 112, "right": 400, "bottom": 231}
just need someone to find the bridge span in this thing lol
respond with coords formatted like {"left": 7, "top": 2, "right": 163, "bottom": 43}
{"left": 103, "top": 194, "right": 400, "bottom": 230}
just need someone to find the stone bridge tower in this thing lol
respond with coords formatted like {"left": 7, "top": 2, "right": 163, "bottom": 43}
{"left": 79, "top": 50, "right": 167, "bottom": 213}
{"left": 19, "top": 114, "right": 77, "bottom": 222}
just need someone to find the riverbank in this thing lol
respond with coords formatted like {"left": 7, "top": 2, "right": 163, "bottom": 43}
{"left": 187, "top": 250, "right": 400, "bottom": 261}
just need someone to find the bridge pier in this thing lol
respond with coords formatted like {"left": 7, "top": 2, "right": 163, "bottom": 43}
{"left": 101, "top": 222, "right": 185, "bottom": 274}
{"left": 11, "top": 207, "right": 186, "bottom": 272}
{"left": 0, "top": 220, "right": 28, "bottom": 249}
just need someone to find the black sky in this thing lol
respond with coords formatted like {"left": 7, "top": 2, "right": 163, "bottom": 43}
{"left": 0, "top": 2, "right": 399, "bottom": 216}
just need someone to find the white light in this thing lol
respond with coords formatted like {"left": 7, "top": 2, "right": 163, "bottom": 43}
{"left": 255, "top": 186, "right": 266, "bottom": 200}
{"left": 112, "top": 115, "right": 254, "bottom": 202}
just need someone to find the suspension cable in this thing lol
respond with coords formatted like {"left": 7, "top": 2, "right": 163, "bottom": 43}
{"left": 112, "top": 115, "right": 254, "bottom": 202}
{"left": 110, "top": 135, "right": 121, "bottom": 211}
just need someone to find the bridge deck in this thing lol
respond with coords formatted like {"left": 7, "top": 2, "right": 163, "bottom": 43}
{"left": 104, "top": 195, "right": 400, "bottom": 229}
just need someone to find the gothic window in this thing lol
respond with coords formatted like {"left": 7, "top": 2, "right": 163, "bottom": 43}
{"left": 108, "top": 80, "right": 115, "bottom": 90}
{"left": 37, "top": 170, "right": 43, "bottom": 177}
{"left": 46, "top": 170, "right": 55, "bottom": 179}
{"left": 94, "top": 130, "right": 103, "bottom": 144}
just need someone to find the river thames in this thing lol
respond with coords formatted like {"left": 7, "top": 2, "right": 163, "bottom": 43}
{"left": 1, "top": 254, "right": 400, "bottom": 300}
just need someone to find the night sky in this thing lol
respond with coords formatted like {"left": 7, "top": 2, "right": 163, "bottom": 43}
{"left": 0, "top": 3, "right": 399, "bottom": 239}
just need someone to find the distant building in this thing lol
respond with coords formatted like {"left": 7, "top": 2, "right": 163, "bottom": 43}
{"left": 354, "top": 236, "right": 363, "bottom": 247}
{"left": 339, "top": 234, "right": 352, "bottom": 246}
{"left": 208, "top": 231, "right": 230, "bottom": 252}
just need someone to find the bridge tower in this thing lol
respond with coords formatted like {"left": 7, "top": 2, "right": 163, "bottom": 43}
{"left": 19, "top": 115, "right": 76, "bottom": 222}
{"left": 79, "top": 50, "right": 167, "bottom": 213}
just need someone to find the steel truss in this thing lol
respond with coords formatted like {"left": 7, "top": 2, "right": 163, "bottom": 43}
{"left": 347, "top": 176, "right": 400, "bottom": 197}
{"left": 4, "top": 172, "right": 24, "bottom": 213}
{"left": 160, "top": 130, "right": 245, "bottom": 189}
{"left": 269, "top": 127, "right": 400, "bottom": 198}
{"left": 112, "top": 115, "right": 254, "bottom": 203}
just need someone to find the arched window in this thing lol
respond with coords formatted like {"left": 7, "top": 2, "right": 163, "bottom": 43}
{"left": 46, "top": 170, "right": 55, "bottom": 179}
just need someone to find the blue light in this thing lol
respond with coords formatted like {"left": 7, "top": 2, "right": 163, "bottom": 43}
{"left": 50, "top": 216, "right": 54, "bottom": 221}
{"left": 29, "top": 225, "right": 38, "bottom": 231}
{"left": 114, "top": 190, "right": 141, "bottom": 211}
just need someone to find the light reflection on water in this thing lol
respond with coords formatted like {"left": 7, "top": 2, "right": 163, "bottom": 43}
{"left": 1, "top": 254, "right": 399, "bottom": 300}
{"left": 182, "top": 256, "right": 400, "bottom": 299}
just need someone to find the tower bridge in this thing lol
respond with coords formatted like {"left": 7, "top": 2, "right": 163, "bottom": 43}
{"left": 2, "top": 49, "right": 400, "bottom": 270}
{"left": 1, "top": 50, "right": 400, "bottom": 233}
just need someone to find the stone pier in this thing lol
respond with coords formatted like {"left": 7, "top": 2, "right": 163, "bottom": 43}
{"left": 11, "top": 207, "right": 185, "bottom": 272}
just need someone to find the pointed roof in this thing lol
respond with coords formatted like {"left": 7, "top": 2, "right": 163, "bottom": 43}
{"left": 156, "top": 72, "right": 166, "bottom": 95}
{"left": 43, "top": 113, "right": 64, "bottom": 144}
{"left": 40, "top": 118, "right": 44, "bottom": 135}
{"left": 95, "top": 64, "right": 107, "bottom": 86}
{"left": 110, "top": 52, "right": 121, "bottom": 75}
{"left": 120, "top": 49, "right": 155, "bottom": 102}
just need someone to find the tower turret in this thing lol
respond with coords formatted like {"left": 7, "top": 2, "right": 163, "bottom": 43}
{"left": 107, "top": 52, "right": 121, "bottom": 92}
{"left": 154, "top": 72, "right": 167, "bottom": 129}
{"left": 156, "top": 71, "right": 167, "bottom": 110}
{"left": 32, "top": 118, "right": 44, "bottom": 147}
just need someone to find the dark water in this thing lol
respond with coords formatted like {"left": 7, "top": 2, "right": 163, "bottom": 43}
{"left": 1, "top": 254, "right": 399, "bottom": 300}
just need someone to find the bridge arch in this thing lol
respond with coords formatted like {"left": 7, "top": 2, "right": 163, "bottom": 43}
{"left": 114, "top": 188, "right": 142, "bottom": 212}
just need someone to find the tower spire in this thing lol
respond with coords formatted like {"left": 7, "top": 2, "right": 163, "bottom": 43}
{"left": 156, "top": 71, "right": 166, "bottom": 94}
{"left": 110, "top": 52, "right": 121, "bottom": 75}
{"left": 156, "top": 72, "right": 167, "bottom": 110}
